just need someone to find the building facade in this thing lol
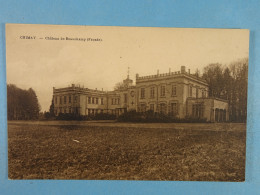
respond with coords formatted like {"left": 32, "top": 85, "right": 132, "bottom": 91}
{"left": 53, "top": 66, "right": 228, "bottom": 122}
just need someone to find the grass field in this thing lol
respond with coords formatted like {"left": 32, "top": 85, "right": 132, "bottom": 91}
{"left": 8, "top": 121, "right": 246, "bottom": 181}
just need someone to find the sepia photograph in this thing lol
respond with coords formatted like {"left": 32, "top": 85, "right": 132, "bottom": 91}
{"left": 6, "top": 24, "right": 249, "bottom": 181}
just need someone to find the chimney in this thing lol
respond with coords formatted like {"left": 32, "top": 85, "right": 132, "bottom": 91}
{"left": 157, "top": 70, "right": 159, "bottom": 75}
{"left": 169, "top": 68, "right": 171, "bottom": 73}
{"left": 136, "top": 73, "right": 139, "bottom": 79}
{"left": 188, "top": 69, "right": 190, "bottom": 74}
{"left": 181, "top": 66, "right": 186, "bottom": 74}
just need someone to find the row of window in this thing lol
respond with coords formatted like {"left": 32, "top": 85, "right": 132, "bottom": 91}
{"left": 88, "top": 97, "right": 104, "bottom": 105}
{"left": 55, "top": 107, "right": 74, "bottom": 114}
{"left": 140, "top": 85, "right": 177, "bottom": 99}
{"left": 139, "top": 102, "right": 178, "bottom": 115}
{"left": 88, "top": 109, "right": 104, "bottom": 115}
{"left": 55, "top": 95, "right": 77, "bottom": 105}
{"left": 189, "top": 86, "right": 207, "bottom": 98}
{"left": 111, "top": 98, "right": 120, "bottom": 105}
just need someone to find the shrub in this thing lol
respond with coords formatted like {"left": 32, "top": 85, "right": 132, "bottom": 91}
{"left": 56, "top": 113, "right": 89, "bottom": 121}
{"left": 117, "top": 111, "right": 208, "bottom": 123}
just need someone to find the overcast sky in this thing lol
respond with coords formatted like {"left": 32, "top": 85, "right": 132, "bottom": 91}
{"left": 6, "top": 24, "right": 249, "bottom": 111}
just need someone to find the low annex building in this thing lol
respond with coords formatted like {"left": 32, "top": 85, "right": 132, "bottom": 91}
{"left": 53, "top": 66, "right": 228, "bottom": 122}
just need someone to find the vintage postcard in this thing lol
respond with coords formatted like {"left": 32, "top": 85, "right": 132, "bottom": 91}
{"left": 6, "top": 24, "right": 249, "bottom": 181}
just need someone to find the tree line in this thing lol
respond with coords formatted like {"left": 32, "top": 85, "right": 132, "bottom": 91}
{"left": 201, "top": 58, "right": 248, "bottom": 122}
{"left": 7, "top": 84, "right": 40, "bottom": 120}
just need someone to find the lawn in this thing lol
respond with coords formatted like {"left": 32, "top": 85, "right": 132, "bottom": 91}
{"left": 8, "top": 121, "right": 246, "bottom": 181}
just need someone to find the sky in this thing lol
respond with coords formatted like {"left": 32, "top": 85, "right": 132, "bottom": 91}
{"left": 6, "top": 24, "right": 249, "bottom": 111}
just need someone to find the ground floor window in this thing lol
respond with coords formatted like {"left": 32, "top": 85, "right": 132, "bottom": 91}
{"left": 215, "top": 108, "right": 226, "bottom": 122}
{"left": 150, "top": 104, "right": 154, "bottom": 112}
{"left": 159, "top": 103, "right": 167, "bottom": 114}
{"left": 192, "top": 104, "right": 204, "bottom": 118}
{"left": 140, "top": 104, "right": 146, "bottom": 112}
{"left": 170, "top": 103, "right": 178, "bottom": 116}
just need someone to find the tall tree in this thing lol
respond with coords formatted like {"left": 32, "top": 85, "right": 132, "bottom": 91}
{"left": 202, "top": 58, "right": 248, "bottom": 122}
{"left": 7, "top": 84, "right": 41, "bottom": 120}
{"left": 49, "top": 97, "right": 55, "bottom": 117}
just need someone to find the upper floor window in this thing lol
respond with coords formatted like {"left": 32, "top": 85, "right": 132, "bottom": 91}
{"left": 60, "top": 96, "right": 62, "bottom": 104}
{"left": 202, "top": 90, "right": 205, "bottom": 98}
{"left": 64, "top": 96, "right": 67, "bottom": 104}
{"left": 172, "top": 85, "right": 177, "bottom": 96}
{"left": 101, "top": 98, "right": 104, "bottom": 105}
{"left": 74, "top": 96, "right": 77, "bottom": 103}
{"left": 92, "top": 97, "right": 95, "bottom": 104}
{"left": 189, "top": 86, "right": 192, "bottom": 97}
{"left": 69, "top": 95, "right": 71, "bottom": 103}
{"left": 141, "top": 88, "right": 145, "bottom": 99}
{"left": 96, "top": 98, "right": 99, "bottom": 104}
{"left": 118, "top": 98, "right": 120, "bottom": 105}
{"left": 160, "top": 86, "right": 166, "bottom": 97}
{"left": 150, "top": 87, "right": 155, "bottom": 98}
{"left": 88, "top": 97, "right": 91, "bottom": 104}
{"left": 196, "top": 88, "right": 199, "bottom": 98}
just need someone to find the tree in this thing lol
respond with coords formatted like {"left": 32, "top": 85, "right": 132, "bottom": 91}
{"left": 7, "top": 84, "right": 41, "bottom": 120}
{"left": 202, "top": 58, "right": 248, "bottom": 122}
{"left": 202, "top": 63, "right": 224, "bottom": 97}
{"left": 114, "top": 81, "right": 128, "bottom": 90}
{"left": 49, "top": 97, "right": 55, "bottom": 117}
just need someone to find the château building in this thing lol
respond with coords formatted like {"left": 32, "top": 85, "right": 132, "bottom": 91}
{"left": 53, "top": 66, "right": 228, "bottom": 122}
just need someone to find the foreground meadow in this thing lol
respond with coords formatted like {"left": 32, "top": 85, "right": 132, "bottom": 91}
{"left": 8, "top": 121, "right": 246, "bottom": 181}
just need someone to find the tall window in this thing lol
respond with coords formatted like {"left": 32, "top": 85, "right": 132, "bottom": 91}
{"left": 118, "top": 98, "right": 120, "bottom": 104}
{"left": 160, "top": 86, "right": 165, "bottom": 97}
{"left": 192, "top": 104, "right": 204, "bottom": 118}
{"left": 111, "top": 98, "right": 114, "bottom": 105}
{"left": 124, "top": 94, "right": 127, "bottom": 103}
{"left": 88, "top": 97, "right": 91, "bottom": 104}
{"left": 150, "top": 87, "right": 155, "bottom": 98}
{"left": 60, "top": 96, "right": 62, "bottom": 104}
{"left": 189, "top": 86, "right": 192, "bottom": 97}
{"left": 101, "top": 98, "right": 104, "bottom": 105}
{"left": 170, "top": 103, "right": 178, "bottom": 115}
{"left": 64, "top": 96, "right": 67, "bottom": 104}
{"left": 69, "top": 95, "right": 71, "bottom": 103}
{"left": 92, "top": 97, "right": 95, "bottom": 104}
{"left": 172, "top": 85, "right": 177, "bottom": 96}
{"left": 141, "top": 88, "right": 145, "bottom": 99}
{"left": 74, "top": 96, "right": 77, "bottom": 103}
{"left": 140, "top": 104, "right": 146, "bottom": 112}
{"left": 159, "top": 103, "right": 166, "bottom": 114}
{"left": 202, "top": 90, "right": 205, "bottom": 98}
{"left": 96, "top": 98, "right": 99, "bottom": 104}
{"left": 55, "top": 96, "right": 57, "bottom": 104}
{"left": 150, "top": 104, "right": 154, "bottom": 112}
{"left": 196, "top": 88, "right": 199, "bottom": 98}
